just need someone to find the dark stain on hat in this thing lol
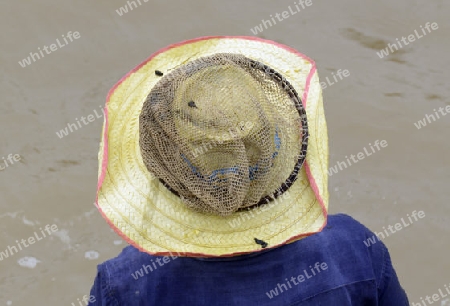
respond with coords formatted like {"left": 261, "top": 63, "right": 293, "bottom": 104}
{"left": 188, "top": 100, "right": 198, "bottom": 108}
{"left": 254, "top": 238, "right": 268, "bottom": 248}
{"left": 155, "top": 70, "right": 164, "bottom": 76}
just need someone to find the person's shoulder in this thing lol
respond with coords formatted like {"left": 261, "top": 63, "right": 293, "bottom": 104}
{"left": 322, "top": 214, "right": 407, "bottom": 300}
{"left": 327, "top": 213, "right": 370, "bottom": 228}
{"left": 96, "top": 245, "right": 152, "bottom": 282}
{"left": 101, "top": 244, "right": 149, "bottom": 263}
{"left": 319, "top": 213, "right": 389, "bottom": 279}
{"left": 298, "top": 213, "right": 389, "bottom": 271}
{"left": 325, "top": 213, "right": 377, "bottom": 240}
{"left": 109, "top": 244, "right": 149, "bottom": 263}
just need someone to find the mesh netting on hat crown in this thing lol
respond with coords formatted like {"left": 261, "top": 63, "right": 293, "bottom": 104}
{"left": 139, "top": 53, "right": 308, "bottom": 216}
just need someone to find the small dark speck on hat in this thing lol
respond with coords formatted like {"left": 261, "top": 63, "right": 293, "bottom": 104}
{"left": 188, "top": 101, "right": 198, "bottom": 108}
{"left": 155, "top": 70, "right": 164, "bottom": 76}
{"left": 254, "top": 238, "right": 268, "bottom": 248}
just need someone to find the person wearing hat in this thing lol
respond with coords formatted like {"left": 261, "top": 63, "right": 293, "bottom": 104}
{"left": 88, "top": 36, "right": 409, "bottom": 305}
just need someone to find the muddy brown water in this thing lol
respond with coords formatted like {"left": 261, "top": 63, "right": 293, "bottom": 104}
{"left": 1, "top": 0, "right": 449, "bottom": 305}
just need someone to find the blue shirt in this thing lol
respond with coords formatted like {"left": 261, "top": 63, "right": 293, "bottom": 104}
{"left": 88, "top": 214, "right": 409, "bottom": 305}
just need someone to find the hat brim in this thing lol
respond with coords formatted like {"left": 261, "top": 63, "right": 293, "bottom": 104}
{"left": 96, "top": 36, "right": 329, "bottom": 257}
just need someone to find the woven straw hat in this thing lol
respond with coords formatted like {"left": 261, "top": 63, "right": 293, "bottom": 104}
{"left": 96, "top": 36, "right": 329, "bottom": 257}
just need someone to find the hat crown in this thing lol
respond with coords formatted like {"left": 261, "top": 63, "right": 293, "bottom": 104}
{"left": 139, "top": 53, "right": 307, "bottom": 216}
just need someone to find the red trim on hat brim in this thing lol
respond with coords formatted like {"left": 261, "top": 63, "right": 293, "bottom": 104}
{"left": 95, "top": 35, "right": 327, "bottom": 258}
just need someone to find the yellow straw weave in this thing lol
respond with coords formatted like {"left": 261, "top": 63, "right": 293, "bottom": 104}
{"left": 96, "top": 36, "right": 329, "bottom": 257}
